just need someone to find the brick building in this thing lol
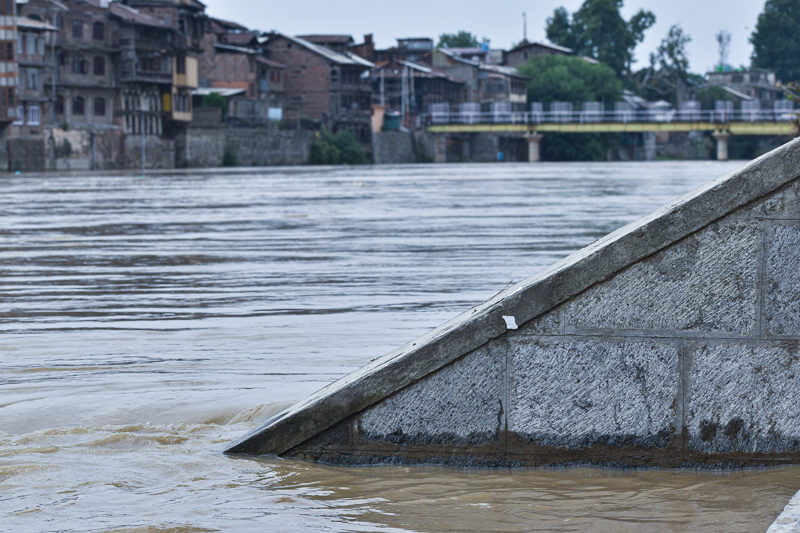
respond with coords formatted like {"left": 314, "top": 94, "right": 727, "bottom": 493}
{"left": 263, "top": 32, "right": 374, "bottom": 141}
{"left": 197, "top": 17, "right": 284, "bottom": 123}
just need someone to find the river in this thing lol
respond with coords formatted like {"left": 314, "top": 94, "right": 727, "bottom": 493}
{"left": 1, "top": 161, "right": 797, "bottom": 532}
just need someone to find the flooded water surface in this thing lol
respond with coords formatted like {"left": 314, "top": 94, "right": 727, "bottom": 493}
{"left": 1, "top": 161, "right": 797, "bottom": 532}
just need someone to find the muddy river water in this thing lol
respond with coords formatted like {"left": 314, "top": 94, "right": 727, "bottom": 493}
{"left": 1, "top": 161, "right": 797, "bottom": 532}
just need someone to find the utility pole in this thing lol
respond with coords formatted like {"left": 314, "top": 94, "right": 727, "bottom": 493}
{"left": 523, "top": 12, "right": 527, "bottom": 42}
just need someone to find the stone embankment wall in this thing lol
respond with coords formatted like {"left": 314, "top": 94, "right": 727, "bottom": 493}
{"left": 3, "top": 126, "right": 314, "bottom": 171}
{"left": 227, "top": 138, "right": 800, "bottom": 468}
{"left": 177, "top": 127, "right": 314, "bottom": 168}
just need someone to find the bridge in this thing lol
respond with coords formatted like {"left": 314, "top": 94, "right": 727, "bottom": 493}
{"left": 424, "top": 107, "right": 799, "bottom": 162}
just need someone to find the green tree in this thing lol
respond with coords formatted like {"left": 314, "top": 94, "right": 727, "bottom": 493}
{"left": 437, "top": 31, "right": 488, "bottom": 48}
{"left": 201, "top": 92, "right": 227, "bottom": 119}
{"left": 546, "top": 0, "right": 655, "bottom": 76}
{"left": 518, "top": 54, "right": 622, "bottom": 104}
{"left": 309, "top": 128, "right": 369, "bottom": 165}
{"left": 637, "top": 24, "right": 694, "bottom": 104}
{"left": 751, "top": 0, "right": 800, "bottom": 82}
{"left": 518, "top": 55, "right": 622, "bottom": 160}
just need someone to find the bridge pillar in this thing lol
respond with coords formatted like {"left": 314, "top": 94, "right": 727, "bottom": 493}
{"left": 713, "top": 130, "right": 731, "bottom": 161}
{"left": 434, "top": 134, "right": 447, "bottom": 163}
{"left": 525, "top": 132, "right": 544, "bottom": 162}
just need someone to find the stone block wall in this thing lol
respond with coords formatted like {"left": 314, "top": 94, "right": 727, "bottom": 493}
{"left": 178, "top": 127, "right": 313, "bottom": 168}
{"left": 227, "top": 139, "right": 800, "bottom": 468}
{"left": 285, "top": 176, "right": 800, "bottom": 467}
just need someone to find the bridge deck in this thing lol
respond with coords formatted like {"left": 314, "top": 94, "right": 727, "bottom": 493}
{"left": 428, "top": 122, "right": 798, "bottom": 135}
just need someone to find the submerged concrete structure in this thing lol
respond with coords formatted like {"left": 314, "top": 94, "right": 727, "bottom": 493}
{"left": 227, "top": 138, "right": 800, "bottom": 467}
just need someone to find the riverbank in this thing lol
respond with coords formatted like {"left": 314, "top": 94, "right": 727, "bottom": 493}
{"left": 2, "top": 125, "right": 791, "bottom": 171}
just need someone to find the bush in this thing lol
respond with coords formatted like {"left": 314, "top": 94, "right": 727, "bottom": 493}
{"left": 222, "top": 144, "right": 238, "bottom": 166}
{"left": 201, "top": 92, "right": 227, "bottom": 119}
{"left": 308, "top": 128, "right": 368, "bottom": 165}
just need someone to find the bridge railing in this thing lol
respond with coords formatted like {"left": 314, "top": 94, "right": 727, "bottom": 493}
{"left": 426, "top": 108, "right": 798, "bottom": 126}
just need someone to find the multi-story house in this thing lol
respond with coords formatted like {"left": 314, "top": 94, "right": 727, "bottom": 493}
{"left": 432, "top": 48, "right": 528, "bottom": 112}
{"left": 0, "top": 0, "right": 17, "bottom": 123}
{"left": 120, "top": 0, "right": 204, "bottom": 130}
{"left": 262, "top": 32, "right": 374, "bottom": 142}
{"left": 13, "top": 15, "right": 57, "bottom": 134}
{"left": 19, "top": 0, "right": 117, "bottom": 130}
{"left": 372, "top": 60, "right": 466, "bottom": 119}
{"left": 197, "top": 16, "right": 284, "bottom": 123}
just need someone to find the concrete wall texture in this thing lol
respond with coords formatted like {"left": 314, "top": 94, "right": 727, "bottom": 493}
{"left": 227, "top": 137, "right": 800, "bottom": 468}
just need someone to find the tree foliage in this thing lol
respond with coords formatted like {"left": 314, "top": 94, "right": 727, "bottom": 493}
{"left": 751, "top": 0, "right": 800, "bottom": 82}
{"left": 201, "top": 92, "right": 227, "bottom": 119}
{"left": 545, "top": 0, "right": 655, "bottom": 76}
{"left": 517, "top": 54, "right": 622, "bottom": 105}
{"left": 309, "top": 128, "right": 369, "bottom": 165}
{"left": 518, "top": 55, "right": 622, "bottom": 161}
{"left": 437, "top": 31, "right": 487, "bottom": 48}
{"left": 635, "top": 24, "right": 694, "bottom": 104}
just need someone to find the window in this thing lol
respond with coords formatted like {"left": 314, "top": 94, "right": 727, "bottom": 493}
{"left": 13, "top": 105, "right": 22, "bottom": 125}
{"left": 93, "top": 22, "right": 104, "bottom": 41}
{"left": 2, "top": 0, "right": 13, "bottom": 16}
{"left": 55, "top": 14, "right": 62, "bottom": 29}
{"left": 72, "top": 55, "right": 86, "bottom": 74}
{"left": 27, "top": 69, "right": 39, "bottom": 90}
{"left": 7, "top": 86, "right": 13, "bottom": 106}
{"left": 27, "top": 105, "right": 40, "bottom": 125}
{"left": 72, "top": 96, "right": 84, "bottom": 115}
{"left": 72, "top": 19, "right": 83, "bottom": 39}
{"left": 93, "top": 56, "right": 105, "bottom": 76}
{"left": 55, "top": 95, "right": 64, "bottom": 115}
{"left": 176, "top": 56, "right": 185, "bottom": 74}
{"left": 0, "top": 40, "right": 12, "bottom": 61}
{"left": 94, "top": 97, "right": 105, "bottom": 116}
{"left": 26, "top": 35, "right": 35, "bottom": 55}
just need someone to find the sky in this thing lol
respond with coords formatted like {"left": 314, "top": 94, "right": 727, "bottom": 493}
{"left": 201, "top": 0, "right": 766, "bottom": 74}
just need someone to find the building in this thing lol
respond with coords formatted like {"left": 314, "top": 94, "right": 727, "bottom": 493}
{"left": 503, "top": 40, "right": 573, "bottom": 68}
{"left": 371, "top": 37, "right": 433, "bottom": 65}
{"left": 262, "top": 32, "right": 374, "bottom": 142}
{"left": 372, "top": 60, "right": 466, "bottom": 123}
{"left": 296, "top": 34, "right": 353, "bottom": 54}
{"left": 13, "top": 14, "right": 57, "bottom": 134}
{"left": 432, "top": 48, "right": 528, "bottom": 111}
{"left": 706, "top": 67, "right": 782, "bottom": 107}
{"left": 117, "top": 0, "right": 205, "bottom": 134}
{"left": 197, "top": 16, "right": 284, "bottom": 123}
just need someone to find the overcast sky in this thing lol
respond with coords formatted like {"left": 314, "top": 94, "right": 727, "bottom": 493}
{"left": 201, "top": 1, "right": 766, "bottom": 74}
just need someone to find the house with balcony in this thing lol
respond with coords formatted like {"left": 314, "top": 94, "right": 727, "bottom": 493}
{"left": 110, "top": 2, "right": 176, "bottom": 136}
{"left": 13, "top": 15, "right": 57, "bottom": 134}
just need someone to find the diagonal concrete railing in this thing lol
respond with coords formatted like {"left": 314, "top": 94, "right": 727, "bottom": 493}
{"left": 227, "top": 138, "right": 800, "bottom": 467}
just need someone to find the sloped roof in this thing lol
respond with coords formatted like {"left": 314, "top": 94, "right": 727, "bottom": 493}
{"left": 16, "top": 16, "right": 58, "bottom": 31}
{"left": 510, "top": 39, "right": 573, "bottom": 55}
{"left": 268, "top": 33, "right": 374, "bottom": 68}
{"left": 255, "top": 56, "right": 285, "bottom": 69}
{"left": 109, "top": 3, "right": 170, "bottom": 28}
{"left": 298, "top": 34, "right": 354, "bottom": 45}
